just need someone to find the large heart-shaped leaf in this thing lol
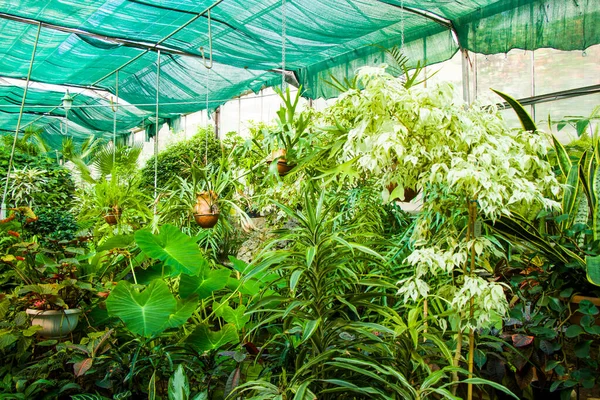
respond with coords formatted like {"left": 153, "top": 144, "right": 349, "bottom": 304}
{"left": 135, "top": 225, "right": 207, "bottom": 276}
{"left": 214, "top": 303, "right": 250, "bottom": 331}
{"left": 179, "top": 268, "right": 231, "bottom": 299}
{"left": 187, "top": 323, "right": 239, "bottom": 352}
{"left": 106, "top": 279, "right": 196, "bottom": 337}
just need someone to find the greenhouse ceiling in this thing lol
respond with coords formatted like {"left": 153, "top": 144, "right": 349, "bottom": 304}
{"left": 0, "top": 0, "right": 598, "bottom": 142}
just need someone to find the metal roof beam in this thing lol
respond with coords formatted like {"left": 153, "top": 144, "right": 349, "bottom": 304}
{"left": 0, "top": 12, "right": 207, "bottom": 60}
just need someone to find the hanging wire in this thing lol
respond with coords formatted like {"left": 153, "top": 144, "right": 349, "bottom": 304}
{"left": 112, "top": 70, "right": 119, "bottom": 165}
{"left": 199, "top": 9, "right": 214, "bottom": 69}
{"left": 153, "top": 50, "right": 161, "bottom": 203}
{"left": 1, "top": 23, "right": 41, "bottom": 219}
{"left": 281, "top": 0, "right": 287, "bottom": 90}
{"left": 400, "top": 0, "right": 405, "bottom": 51}
{"left": 205, "top": 66, "right": 210, "bottom": 164}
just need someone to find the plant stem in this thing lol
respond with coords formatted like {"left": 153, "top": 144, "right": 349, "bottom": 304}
{"left": 467, "top": 200, "right": 478, "bottom": 400}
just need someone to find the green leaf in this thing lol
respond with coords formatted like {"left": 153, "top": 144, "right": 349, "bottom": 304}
{"left": 179, "top": 268, "right": 230, "bottom": 299}
{"left": 459, "top": 378, "right": 519, "bottom": 399}
{"left": 574, "top": 340, "right": 592, "bottom": 358}
{"left": 290, "top": 270, "right": 303, "bottom": 292}
{"left": 106, "top": 279, "right": 189, "bottom": 337}
{"left": 96, "top": 235, "right": 135, "bottom": 252}
{"left": 293, "top": 381, "right": 313, "bottom": 400}
{"left": 187, "top": 323, "right": 239, "bottom": 352}
{"left": 491, "top": 89, "right": 536, "bottom": 133}
{"left": 565, "top": 325, "right": 583, "bottom": 338}
{"left": 301, "top": 319, "right": 320, "bottom": 344}
{"left": 149, "top": 371, "right": 156, "bottom": 400}
{"left": 168, "top": 364, "right": 190, "bottom": 400}
{"left": 586, "top": 255, "right": 600, "bottom": 286}
{"left": 135, "top": 225, "right": 207, "bottom": 276}
{"left": 214, "top": 304, "right": 250, "bottom": 331}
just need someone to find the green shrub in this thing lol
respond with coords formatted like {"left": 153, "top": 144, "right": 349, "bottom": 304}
{"left": 139, "top": 126, "right": 221, "bottom": 191}
{"left": 24, "top": 207, "right": 78, "bottom": 246}
{"left": 0, "top": 144, "right": 75, "bottom": 211}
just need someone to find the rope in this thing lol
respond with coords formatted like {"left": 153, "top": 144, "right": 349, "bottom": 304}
{"left": 153, "top": 50, "right": 161, "bottom": 202}
{"left": 1, "top": 23, "right": 41, "bottom": 219}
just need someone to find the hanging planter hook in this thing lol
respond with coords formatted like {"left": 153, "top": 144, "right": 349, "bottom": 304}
{"left": 199, "top": 9, "right": 213, "bottom": 69}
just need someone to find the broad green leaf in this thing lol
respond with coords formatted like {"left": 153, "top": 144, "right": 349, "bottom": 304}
{"left": 164, "top": 299, "right": 199, "bottom": 330}
{"left": 214, "top": 304, "right": 250, "bottom": 331}
{"left": 574, "top": 340, "right": 592, "bottom": 358}
{"left": 459, "top": 378, "right": 519, "bottom": 399}
{"left": 586, "top": 255, "right": 600, "bottom": 286}
{"left": 135, "top": 225, "right": 207, "bottom": 276}
{"left": 565, "top": 325, "right": 583, "bottom": 338}
{"left": 96, "top": 235, "right": 134, "bottom": 252}
{"left": 562, "top": 165, "right": 580, "bottom": 228}
{"left": 168, "top": 364, "right": 190, "bottom": 400}
{"left": 187, "top": 323, "right": 239, "bottom": 352}
{"left": 106, "top": 279, "right": 190, "bottom": 337}
{"left": 179, "top": 268, "right": 230, "bottom": 299}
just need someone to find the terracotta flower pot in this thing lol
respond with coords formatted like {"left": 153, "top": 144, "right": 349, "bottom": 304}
{"left": 26, "top": 308, "right": 81, "bottom": 338}
{"left": 569, "top": 295, "right": 600, "bottom": 326}
{"left": 194, "top": 191, "right": 219, "bottom": 215}
{"left": 103, "top": 206, "right": 122, "bottom": 225}
{"left": 277, "top": 159, "right": 295, "bottom": 176}
{"left": 194, "top": 213, "right": 220, "bottom": 228}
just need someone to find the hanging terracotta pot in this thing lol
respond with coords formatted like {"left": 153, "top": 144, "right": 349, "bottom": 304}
{"left": 277, "top": 159, "right": 294, "bottom": 176}
{"left": 194, "top": 191, "right": 220, "bottom": 228}
{"left": 104, "top": 206, "right": 121, "bottom": 225}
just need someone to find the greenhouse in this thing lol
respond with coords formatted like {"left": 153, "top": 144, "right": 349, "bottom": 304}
{"left": 0, "top": 0, "right": 599, "bottom": 399}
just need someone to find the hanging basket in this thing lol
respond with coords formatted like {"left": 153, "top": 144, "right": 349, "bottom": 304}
{"left": 104, "top": 206, "right": 122, "bottom": 225}
{"left": 193, "top": 213, "right": 220, "bottom": 228}
{"left": 194, "top": 191, "right": 219, "bottom": 228}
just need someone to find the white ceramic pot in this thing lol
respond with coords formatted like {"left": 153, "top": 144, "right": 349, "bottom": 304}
{"left": 26, "top": 308, "right": 82, "bottom": 338}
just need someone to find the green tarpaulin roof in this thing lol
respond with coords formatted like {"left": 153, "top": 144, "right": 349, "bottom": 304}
{"left": 0, "top": 0, "right": 597, "bottom": 144}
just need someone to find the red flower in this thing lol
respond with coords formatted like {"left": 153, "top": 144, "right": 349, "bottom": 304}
{"left": 0, "top": 214, "right": 15, "bottom": 224}
{"left": 15, "top": 256, "right": 25, "bottom": 261}
{"left": 7, "top": 230, "right": 19, "bottom": 238}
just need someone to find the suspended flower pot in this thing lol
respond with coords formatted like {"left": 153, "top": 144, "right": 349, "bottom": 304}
{"left": 194, "top": 191, "right": 219, "bottom": 228}
{"left": 271, "top": 149, "right": 294, "bottom": 176}
{"left": 104, "top": 206, "right": 122, "bottom": 225}
{"left": 277, "top": 159, "right": 295, "bottom": 176}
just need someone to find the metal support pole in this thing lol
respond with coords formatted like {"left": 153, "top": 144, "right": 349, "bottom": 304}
{"left": 1, "top": 23, "right": 41, "bottom": 219}
{"left": 461, "top": 49, "right": 471, "bottom": 105}
{"left": 153, "top": 50, "right": 161, "bottom": 201}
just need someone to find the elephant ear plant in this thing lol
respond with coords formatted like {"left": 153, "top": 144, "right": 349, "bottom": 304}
{"left": 320, "top": 66, "right": 561, "bottom": 399}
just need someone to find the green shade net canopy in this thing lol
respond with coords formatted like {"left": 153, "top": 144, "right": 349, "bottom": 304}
{"left": 0, "top": 0, "right": 597, "bottom": 145}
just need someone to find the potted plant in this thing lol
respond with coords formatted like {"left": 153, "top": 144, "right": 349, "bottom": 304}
{"left": 0, "top": 210, "right": 93, "bottom": 338}
{"left": 266, "top": 86, "right": 311, "bottom": 177}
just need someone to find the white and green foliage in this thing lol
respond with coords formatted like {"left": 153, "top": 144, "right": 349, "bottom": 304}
{"left": 8, "top": 167, "right": 48, "bottom": 207}
{"left": 321, "top": 66, "right": 561, "bottom": 330}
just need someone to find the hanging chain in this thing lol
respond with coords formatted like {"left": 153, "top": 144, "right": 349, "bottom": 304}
{"left": 281, "top": 0, "right": 287, "bottom": 90}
